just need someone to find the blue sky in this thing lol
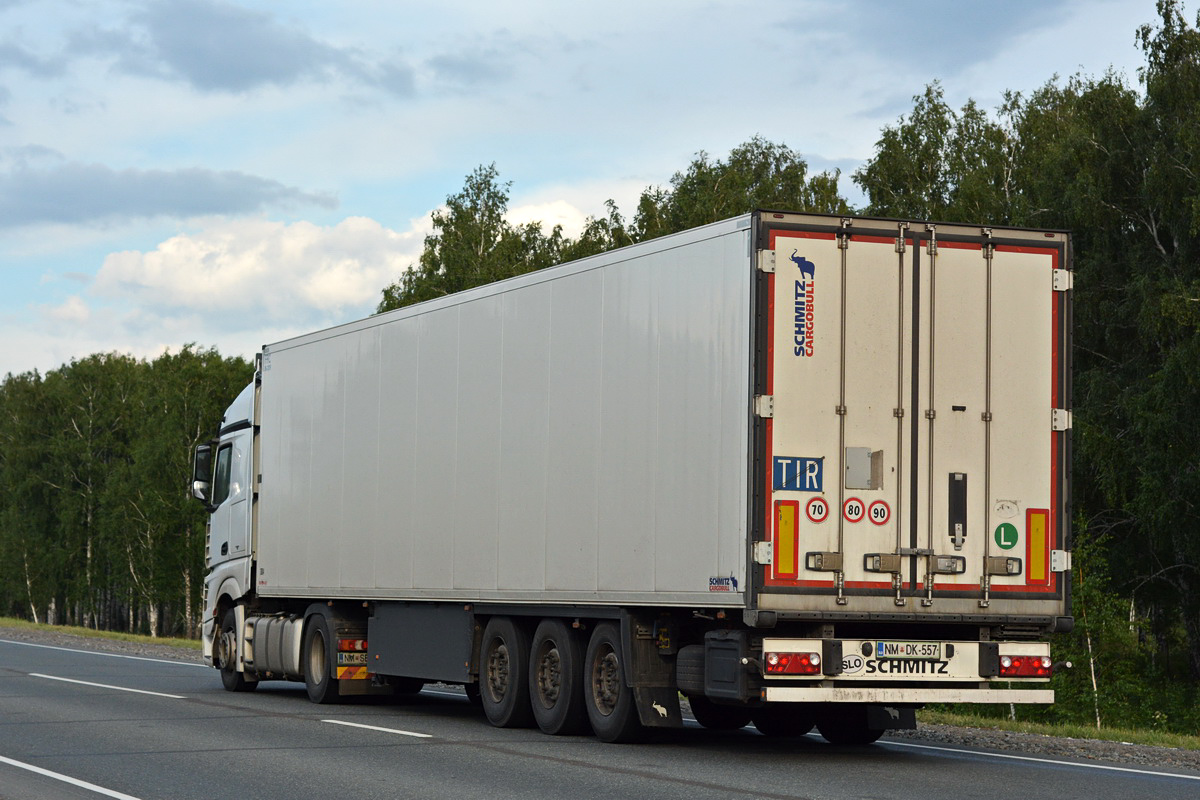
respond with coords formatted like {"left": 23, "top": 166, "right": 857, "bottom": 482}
{"left": 0, "top": 0, "right": 1165, "bottom": 377}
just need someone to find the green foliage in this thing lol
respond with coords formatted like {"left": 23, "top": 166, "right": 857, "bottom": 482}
{"left": 633, "top": 135, "right": 851, "bottom": 240}
{"left": 377, "top": 164, "right": 567, "bottom": 313}
{"left": 0, "top": 347, "right": 252, "bottom": 637}
{"left": 378, "top": 137, "right": 852, "bottom": 313}
{"left": 853, "top": 83, "right": 1020, "bottom": 223}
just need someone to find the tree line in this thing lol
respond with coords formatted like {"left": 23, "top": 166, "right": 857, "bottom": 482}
{"left": 0, "top": 0, "right": 1197, "bottom": 733}
{"left": 0, "top": 348, "right": 251, "bottom": 637}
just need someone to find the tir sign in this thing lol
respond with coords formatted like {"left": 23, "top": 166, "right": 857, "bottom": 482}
{"left": 773, "top": 457, "right": 823, "bottom": 492}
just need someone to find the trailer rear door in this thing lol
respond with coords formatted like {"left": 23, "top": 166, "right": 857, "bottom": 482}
{"left": 755, "top": 214, "right": 1070, "bottom": 615}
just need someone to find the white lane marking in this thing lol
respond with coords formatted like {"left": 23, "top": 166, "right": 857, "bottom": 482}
{"left": 0, "top": 638, "right": 208, "bottom": 668}
{"left": 30, "top": 673, "right": 186, "bottom": 699}
{"left": 0, "top": 754, "right": 144, "bottom": 800}
{"left": 885, "top": 739, "right": 1200, "bottom": 781}
{"left": 322, "top": 719, "right": 432, "bottom": 738}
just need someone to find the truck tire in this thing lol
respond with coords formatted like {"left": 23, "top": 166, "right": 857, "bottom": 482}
{"left": 583, "top": 622, "right": 643, "bottom": 743}
{"left": 752, "top": 704, "right": 815, "bottom": 737}
{"left": 303, "top": 613, "right": 342, "bottom": 704}
{"left": 217, "top": 608, "right": 257, "bottom": 692}
{"left": 816, "top": 705, "right": 884, "bottom": 745}
{"left": 688, "top": 696, "right": 751, "bottom": 731}
{"left": 674, "top": 645, "right": 705, "bottom": 696}
{"left": 529, "top": 619, "right": 589, "bottom": 735}
{"left": 480, "top": 617, "right": 534, "bottom": 728}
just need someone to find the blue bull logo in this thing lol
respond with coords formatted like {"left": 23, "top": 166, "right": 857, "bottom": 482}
{"left": 791, "top": 250, "right": 815, "bottom": 279}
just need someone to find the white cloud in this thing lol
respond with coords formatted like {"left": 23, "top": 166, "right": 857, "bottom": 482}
{"left": 93, "top": 215, "right": 428, "bottom": 321}
{"left": 507, "top": 199, "right": 589, "bottom": 239}
{"left": 0, "top": 214, "right": 433, "bottom": 377}
{"left": 47, "top": 294, "right": 89, "bottom": 322}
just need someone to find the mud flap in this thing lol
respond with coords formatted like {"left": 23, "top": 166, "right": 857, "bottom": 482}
{"left": 634, "top": 687, "right": 683, "bottom": 728}
{"left": 867, "top": 706, "right": 917, "bottom": 731}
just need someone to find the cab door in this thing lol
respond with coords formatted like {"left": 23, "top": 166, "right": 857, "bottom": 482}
{"left": 208, "top": 429, "right": 252, "bottom": 568}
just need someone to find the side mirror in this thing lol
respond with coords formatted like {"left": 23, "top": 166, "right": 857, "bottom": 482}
{"left": 192, "top": 443, "right": 214, "bottom": 504}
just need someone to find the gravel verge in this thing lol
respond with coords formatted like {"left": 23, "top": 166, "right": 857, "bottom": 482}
{"left": 3, "top": 623, "right": 1196, "bottom": 774}
{"left": 886, "top": 722, "right": 1200, "bottom": 773}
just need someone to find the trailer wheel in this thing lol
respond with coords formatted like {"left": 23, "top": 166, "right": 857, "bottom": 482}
{"left": 217, "top": 608, "right": 257, "bottom": 692}
{"left": 303, "top": 614, "right": 342, "bottom": 704}
{"left": 480, "top": 617, "right": 534, "bottom": 728}
{"left": 688, "top": 696, "right": 751, "bottom": 731}
{"left": 816, "top": 705, "right": 883, "bottom": 745}
{"left": 529, "top": 619, "right": 589, "bottom": 735}
{"left": 583, "top": 622, "right": 642, "bottom": 743}
{"left": 752, "top": 704, "right": 815, "bottom": 737}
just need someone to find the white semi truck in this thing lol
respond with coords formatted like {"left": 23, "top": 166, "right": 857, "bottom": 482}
{"left": 191, "top": 210, "right": 1073, "bottom": 744}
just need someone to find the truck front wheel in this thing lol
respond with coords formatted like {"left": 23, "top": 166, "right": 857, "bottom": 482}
{"left": 529, "top": 619, "right": 589, "bottom": 735}
{"left": 583, "top": 622, "right": 642, "bottom": 743}
{"left": 217, "top": 608, "right": 257, "bottom": 693}
{"left": 303, "top": 614, "right": 342, "bottom": 704}
{"left": 480, "top": 617, "right": 534, "bottom": 728}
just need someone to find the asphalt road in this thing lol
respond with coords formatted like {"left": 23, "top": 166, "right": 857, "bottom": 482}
{"left": 1, "top": 637, "right": 1197, "bottom": 800}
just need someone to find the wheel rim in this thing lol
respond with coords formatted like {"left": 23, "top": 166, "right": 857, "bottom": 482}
{"left": 308, "top": 629, "right": 327, "bottom": 685}
{"left": 535, "top": 642, "right": 562, "bottom": 708}
{"left": 218, "top": 627, "right": 236, "bottom": 671}
{"left": 486, "top": 640, "right": 510, "bottom": 702}
{"left": 590, "top": 646, "right": 621, "bottom": 717}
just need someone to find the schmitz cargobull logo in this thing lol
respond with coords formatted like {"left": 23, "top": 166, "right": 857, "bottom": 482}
{"left": 790, "top": 250, "right": 815, "bottom": 357}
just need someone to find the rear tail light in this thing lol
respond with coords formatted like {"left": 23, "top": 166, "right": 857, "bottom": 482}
{"left": 337, "top": 638, "right": 368, "bottom": 652}
{"left": 998, "top": 654, "right": 1052, "bottom": 677}
{"left": 765, "top": 651, "right": 822, "bottom": 675}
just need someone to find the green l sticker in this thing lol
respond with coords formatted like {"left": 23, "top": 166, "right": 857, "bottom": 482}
{"left": 994, "top": 523, "right": 1018, "bottom": 550}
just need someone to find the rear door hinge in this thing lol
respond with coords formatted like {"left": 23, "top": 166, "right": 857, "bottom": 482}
{"left": 1053, "top": 269, "right": 1074, "bottom": 291}
{"left": 755, "top": 395, "right": 774, "bottom": 418}
{"left": 1052, "top": 408, "right": 1072, "bottom": 431}
{"left": 1051, "top": 550, "right": 1072, "bottom": 572}
{"left": 753, "top": 541, "right": 774, "bottom": 565}
{"left": 757, "top": 250, "right": 776, "bottom": 273}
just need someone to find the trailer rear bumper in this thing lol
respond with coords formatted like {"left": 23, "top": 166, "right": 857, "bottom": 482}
{"left": 764, "top": 686, "right": 1053, "bottom": 704}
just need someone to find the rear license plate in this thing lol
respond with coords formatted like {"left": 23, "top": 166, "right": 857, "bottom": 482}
{"left": 337, "top": 652, "right": 368, "bottom": 666}
{"left": 876, "top": 641, "right": 941, "bottom": 659}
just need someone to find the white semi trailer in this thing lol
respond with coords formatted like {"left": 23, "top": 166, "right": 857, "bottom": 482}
{"left": 191, "top": 210, "right": 1073, "bottom": 744}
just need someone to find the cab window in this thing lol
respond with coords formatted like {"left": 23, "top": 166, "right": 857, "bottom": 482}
{"left": 212, "top": 443, "right": 233, "bottom": 506}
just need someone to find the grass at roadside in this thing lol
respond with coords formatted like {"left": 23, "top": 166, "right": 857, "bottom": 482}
{"left": 0, "top": 616, "right": 202, "bottom": 651}
{"left": 919, "top": 709, "right": 1200, "bottom": 751}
